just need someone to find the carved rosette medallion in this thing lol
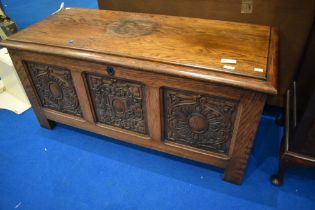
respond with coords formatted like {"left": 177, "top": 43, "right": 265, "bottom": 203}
{"left": 86, "top": 73, "right": 147, "bottom": 134}
{"left": 107, "top": 19, "right": 159, "bottom": 37}
{"left": 25, "top": 61, "right": 82, "bottom": 117}
{"left": 164, "top": 89, "right": 238, "bottom": 154}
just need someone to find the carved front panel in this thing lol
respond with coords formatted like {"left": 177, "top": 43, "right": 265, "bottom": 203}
{"left": 86, "top": 73, "right": 147, "bottom": 134}
{"left": 25, "top": 61, "right": 82, "bottom": 117}
{"left": 164, "top": 89, "right": 238, "bottom": 154}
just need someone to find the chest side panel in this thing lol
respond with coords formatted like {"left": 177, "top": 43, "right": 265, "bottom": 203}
{"left": 86, "top": 73, "right": 147, "bottom": 134}
{"left": 25, "top": 61, "right": 82, "bottom": 117}
{"left": 163, "top": 88, "right": 239, "bottom": 154}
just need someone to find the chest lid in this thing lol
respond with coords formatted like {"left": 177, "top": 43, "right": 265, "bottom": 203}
{"left": 1, "top": 8, "right": 278, "bottom": 94}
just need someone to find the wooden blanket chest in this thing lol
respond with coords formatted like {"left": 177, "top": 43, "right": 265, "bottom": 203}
{"left": 1, "top": 8, "right": 278, "bottom": 184}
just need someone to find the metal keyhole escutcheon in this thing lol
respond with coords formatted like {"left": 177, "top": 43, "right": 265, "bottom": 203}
{"left": 107, "top": 66, "right": 115, "bottom": 76}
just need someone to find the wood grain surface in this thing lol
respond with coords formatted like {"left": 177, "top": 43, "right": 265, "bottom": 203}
{"left": 4, "top": 8, "right": 271, "bottom": 79}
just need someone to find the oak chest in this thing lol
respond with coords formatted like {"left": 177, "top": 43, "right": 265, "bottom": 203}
{"left": 1, "top": 8, "right": 278, "bottom": 184}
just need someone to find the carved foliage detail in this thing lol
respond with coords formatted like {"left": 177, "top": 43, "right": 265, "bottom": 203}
{"left": 25, "top": 61, "right": 82, "bottom": 117}
{"left": 86, "top": 74, "right": 147, "bottom": 134}
{"left": 164, "top": 89, "right": 238, "bottom": 154}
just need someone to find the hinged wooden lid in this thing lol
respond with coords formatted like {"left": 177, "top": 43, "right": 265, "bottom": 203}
{"left": 1, "top": 8, "right": 278, "bottom": 94}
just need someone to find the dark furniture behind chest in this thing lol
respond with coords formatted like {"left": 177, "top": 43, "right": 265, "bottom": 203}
{"left": 271, "top": 21, "right": 315, "bottom": 185}
{"left": 1, "top": 8, "right": 278, "bottom": 184}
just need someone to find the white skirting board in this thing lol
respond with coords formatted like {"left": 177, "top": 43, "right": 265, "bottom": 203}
{"left": 0, "top": 47, "right": 31, "bottom": 114}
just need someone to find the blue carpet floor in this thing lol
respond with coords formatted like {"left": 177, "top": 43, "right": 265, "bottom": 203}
{"left": 1, "top": 109, "right": 315, "bottom": 210}
{"left": 1, "top": 0, "right": 315, "bottom": 209}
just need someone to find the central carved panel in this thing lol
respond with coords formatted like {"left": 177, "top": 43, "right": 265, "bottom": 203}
{"left": 25, "top": 61, "right": 82, "bottom": 117}
{"left": 163, "top": 88, "right": 238, "bottom": 154}
{"left": 86, "top": 73, "right": 147, "bottom": 134}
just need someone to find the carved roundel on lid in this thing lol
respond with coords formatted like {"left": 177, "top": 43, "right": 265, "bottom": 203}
{"left": 107, "top": 19, "right": 159, "bottom": 37}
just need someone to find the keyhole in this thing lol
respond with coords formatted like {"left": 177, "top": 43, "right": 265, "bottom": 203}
{"left": 107, "top": 66, "right": 115, "bottom": 76}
